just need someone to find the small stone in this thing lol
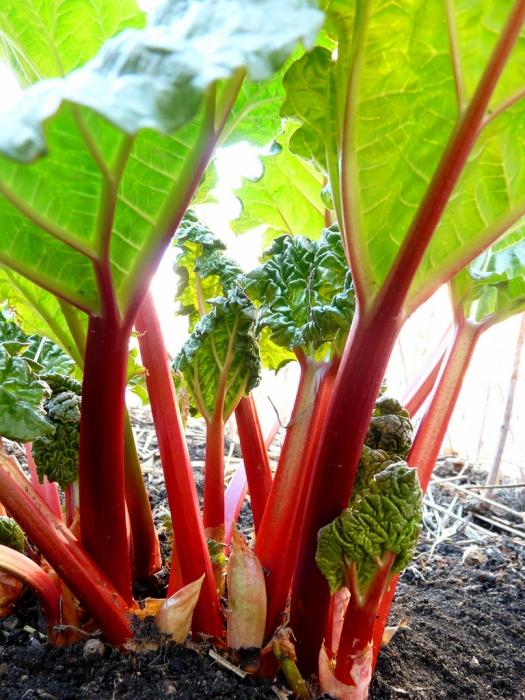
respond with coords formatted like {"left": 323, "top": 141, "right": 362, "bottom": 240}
{"left": 470, "top": 656, "right": 480, "bottom": 666}
{"left": 82, "top": 638, "right": 105, "bottom": 660}
{"left": 462, "top": 545, "right": 487, "bottom": 566}
{"left": 0, "top": 662, "right": 8, "bottom": 676}
{"left": 165, "top": 682, "right": 177, "bottom": 696}
{"left": 3, "top": 617, "right": 19, "bottom": 631}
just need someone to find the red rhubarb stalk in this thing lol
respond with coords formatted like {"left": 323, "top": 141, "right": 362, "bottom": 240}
{"left": 291, "top": 2, "right": 525, "bottom": 671}
{"left": 0, "top": 545, "right": 61, "bottom": 630}
{"left": 335, "top": 553, "right": 396, "bottom": 685}
{"left": 24, "top": 443, "right": 62, "bottom": 521}
{"left": 135, "top": 292, "right": 223, "bottom": 637}
{"left": 0, "top": 451, "right": 133, "bottom": 644}
{"left": 256, "top": 354, "right": 339, "bottom": 638}
{"left": 371, "top": 318, "right": 484, "bottom": 666}
{"left": 123, "top": 415, "right": 162, "bottom": 580}
{"left": 234, "top": 396, "right": 272, "bottom": 534}
{"left": 204, "top": 409, "right": 226, "bottom": 537}
{"left": 79, "top": 314, "right": 131, "bottom": 604}
{"left": 408, "top": 318, "right": 482, "bottom": 490}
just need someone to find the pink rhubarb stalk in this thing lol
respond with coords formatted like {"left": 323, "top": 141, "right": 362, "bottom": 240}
{"left": 290, "top": 1, "right": 525, "bottom": 672}
{"left": 0, "top": 451, "right": 133, "bottom": 645}
{"left": 224, "top": 464, "right": 249, "bottom": 547}
{"left": 135, "top": 292, "right": 223, "bottom": 637}
{"left": 24, "top": 443, "right": 62, "bottom": 521}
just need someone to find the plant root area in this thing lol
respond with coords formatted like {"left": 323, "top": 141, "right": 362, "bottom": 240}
{"left": 0, "top": 420, "right": 523, "bottom": 699}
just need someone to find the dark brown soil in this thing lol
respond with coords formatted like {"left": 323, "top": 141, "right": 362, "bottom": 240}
{"left": 1, "top": 427, "right": 523, "bottom": 699}
{"left": 371, "top": 539, "right": 524, "bottom": 699}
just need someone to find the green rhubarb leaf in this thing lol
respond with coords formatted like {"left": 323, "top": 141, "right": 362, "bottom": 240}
{"left": 352, "top": 396, "right": 413, "bottom": 500}
{"left": 243, "top": 226, "right": 354, "bottom": 359}
{"left": 0, "top": 0, "right": 323, "bottom": 316}
{"left": 0, "top": 307, "right": 75, "bottom": 376}
{"left": 32, "top": 391, "right": 81, "bottom": 488}
{"left": 0, "top": 344, "right": 53, "bottom": 442}
{"left": 223, "top": 73, "right": 286, "bottom": 147}
{"left": 174, "top": 290, "right": 261, "bottom": 422}
{"left": 174, "top": 212, "right": 242, "bottom": 327}
{"left": 233, "top": 126, "right": 325, "bottom": 240}
{"left": 280, "top": 46, "right": 337, "bottom": 173}
{"left": 0, "top": 1, "right": 323, "bottom": 160}
{"left": 0, "top": 517, "right": 25, "bottom": 553}
{"left": 316, "top": 463, "right": 422, "bottom": 595}
{"left": 0, "top": 1, "right": 145, "bottom": 83}
{"left": 365, "top": 397, "right": 412, "bottom": 460}
{"left": 301, "top": 2, "right": 525, "bottom": 316}
{"left": 451, "top": 232, "right": 525, "bottom": 323}
{"left": 0, "top": 267, "right": 86, "bottom": 369}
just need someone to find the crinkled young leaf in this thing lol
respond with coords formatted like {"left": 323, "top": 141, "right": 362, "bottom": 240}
{"left": 365, "top": 397, "right": 412, "bottom": 460}
{"left": 352, "top": 396, "right": 413, "bottom": 500}
{"left": 174, "top": 291, "right": 261, "bottom": 422}
{"left": 174, "top": 213, "right": 242, "bottom": 326}
{"left": 243, "top": 226, "right": 354, "bottom": 358}
{"left": 32, "top": 391, "right": 81, "bottom": 488}
{"left": 0, "top": 345, "right": 53, "bottom": 442}
{"left": 233, "top": 126, "right": 325, "bottom": 240}
{"left": 0, "top": 308, "right": 74, "bottom": 375}
{"left": 316, "top": 463, "right": 422, "bottom": 595}
{"left": 0, "top": 517, "right": 25, "bottom": 553}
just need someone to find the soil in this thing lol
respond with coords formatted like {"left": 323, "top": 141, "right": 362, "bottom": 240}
{"left": 1, "top": 422, "right": 523, "bottom": 699}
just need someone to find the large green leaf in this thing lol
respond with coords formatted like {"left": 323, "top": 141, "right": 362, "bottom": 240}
{"left": 0, "top": 0, "right": 323, "bottom": 317}
{"left": 223, "top": 75, "right": 286, "bottom": 148}
{"left": 0, "top": 1, "right": 145, "bottom": 82}
{"left": 278, "top": 2, "right": 525, "bottom": 316}
{"left": 233, "top": 126, "right": 325, "bottom": 240}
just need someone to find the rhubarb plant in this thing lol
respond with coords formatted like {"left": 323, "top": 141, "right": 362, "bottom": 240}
{"left": 0, "top": 1, "right": 525, "bottom": 697}
{"left": 0, "top": 0, "right": 322, "bottom": 645}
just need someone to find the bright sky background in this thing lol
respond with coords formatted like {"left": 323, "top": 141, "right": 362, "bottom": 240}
{"left": 0, "top": 48, "right": 523, "bottom": 481}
